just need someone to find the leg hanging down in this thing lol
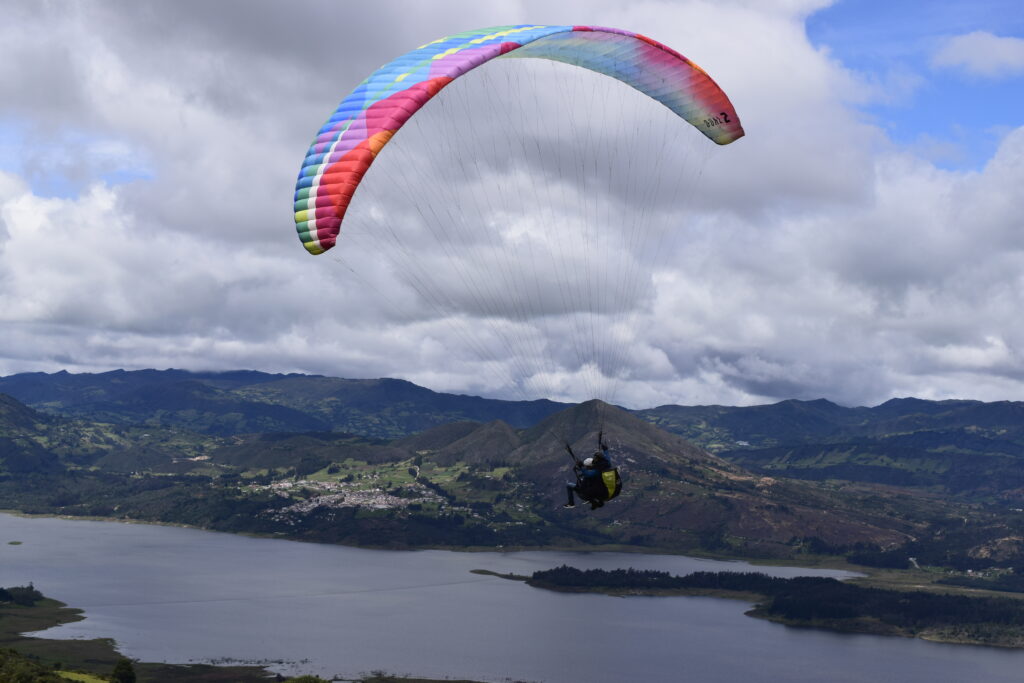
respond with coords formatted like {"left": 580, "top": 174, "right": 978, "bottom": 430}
{"left": 565, "top": 483, "right": 578, "bottom": 508}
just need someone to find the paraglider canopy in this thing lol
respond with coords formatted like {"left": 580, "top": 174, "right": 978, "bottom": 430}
{"left": 293, "top": 24, "right": 744, "bottom": 255}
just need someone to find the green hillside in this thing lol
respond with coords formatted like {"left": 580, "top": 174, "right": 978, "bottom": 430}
{"left": 8, "top": 370, "right": 1024, "bottom": 572}
{"left": 0, "top": 391, "right": 954, "bottom": 560}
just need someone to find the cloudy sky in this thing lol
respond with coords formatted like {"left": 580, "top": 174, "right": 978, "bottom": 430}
{"left": 1, "top": 0, "right": 1022, "bottom": 409}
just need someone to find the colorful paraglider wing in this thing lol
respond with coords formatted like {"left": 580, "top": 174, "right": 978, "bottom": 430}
{"left": 293, "top": 25, "right": 744, "bottom": 255}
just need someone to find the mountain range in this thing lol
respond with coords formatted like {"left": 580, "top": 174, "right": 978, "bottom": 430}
{"left": 0, "top": 369, "right": 567, "bottom": 438}
{"left": 642, "top": 398, "right": 1024, "bottom": 496}
{"left": 5, "top": 369, "right": 1024, "bottom": 497}
{"left": 3, "top": 369, "right": 1024, "bottom": 564}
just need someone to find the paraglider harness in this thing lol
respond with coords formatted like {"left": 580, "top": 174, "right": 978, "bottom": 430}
{"left": 565, "top": 431, "right": 622, "bottom": 505}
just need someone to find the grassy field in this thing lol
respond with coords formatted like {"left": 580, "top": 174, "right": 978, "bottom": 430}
{"left": 56, "top": 671, "right": 106, "bottom": 682}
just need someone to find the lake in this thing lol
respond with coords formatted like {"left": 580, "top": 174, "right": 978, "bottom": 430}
{"left": 3, "top": 513, "right": 1023, "bottom": 682}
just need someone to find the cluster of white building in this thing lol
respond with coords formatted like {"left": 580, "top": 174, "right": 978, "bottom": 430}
{"left": 251, "top": 478, "right": 447, "bottom": 522}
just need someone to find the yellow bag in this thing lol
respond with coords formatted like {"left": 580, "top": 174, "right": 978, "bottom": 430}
{"left": 601, "top": 468, "right": 622, "bottom": 500}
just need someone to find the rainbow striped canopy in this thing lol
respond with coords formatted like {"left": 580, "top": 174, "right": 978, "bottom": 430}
{"left": 293, "top": 25, "right": 744, "bottom": 255}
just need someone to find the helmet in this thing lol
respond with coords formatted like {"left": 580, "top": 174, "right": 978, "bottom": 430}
{"left": 583, "top": 457, "right": 594, "bottom": 467}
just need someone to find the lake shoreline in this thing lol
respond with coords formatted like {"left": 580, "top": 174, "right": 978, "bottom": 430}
{"left": 473, "top": 569, "right": 1024, "bottom": 650}
{"left": 3, "top": 595, "right": 493, "bottom": 683}
{"left": 0, "top": 507, "right": 851, "bottom": 566}
{"left": 6, "top": 512, "right": 1022, "bottom": 683}
{"left": 32, "top": 507, "right": 1014, "bottom": 654}
{"left": 0, "top": 594, "right": 276, "bottom": 682}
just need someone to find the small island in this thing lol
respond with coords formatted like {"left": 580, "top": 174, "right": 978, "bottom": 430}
{"left": 479, "top": 566, "right": 1024, "bottom": 648}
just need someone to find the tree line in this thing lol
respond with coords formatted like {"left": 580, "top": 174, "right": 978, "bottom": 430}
{"left": 528, "top": 566, "right": 1024, "bottom": 632}
{"left": 0, "top": 583, "right": 43, "bottom": 606}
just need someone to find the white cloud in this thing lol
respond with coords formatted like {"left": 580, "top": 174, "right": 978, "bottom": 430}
{"left": 1, "top": 0, "right": 1023, "bottom": 409}
{"left": 933, "top": 31, "right": 1024, "bottom": 78}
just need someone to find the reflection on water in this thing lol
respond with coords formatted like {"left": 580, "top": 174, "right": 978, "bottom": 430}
{"left": 3, "top": 513, "right": 1023, "bottom": 683}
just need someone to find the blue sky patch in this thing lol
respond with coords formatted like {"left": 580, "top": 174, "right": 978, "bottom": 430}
{"left": 0, "top": 117, "right": 153, "bottom": 198}
{"left": 807, "top": 0, "right": 1024, "bottom": 170}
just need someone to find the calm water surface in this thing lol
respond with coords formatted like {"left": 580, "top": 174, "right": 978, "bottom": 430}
{"left": 3, "top": 513, "right": 1022, "bottom": 682}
